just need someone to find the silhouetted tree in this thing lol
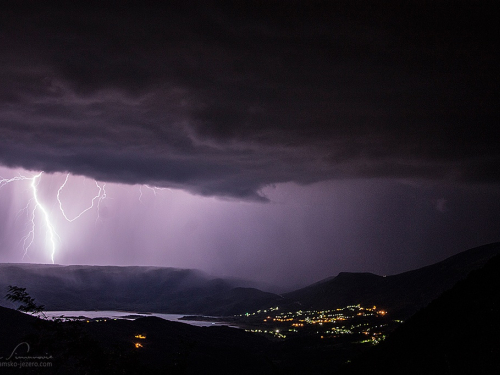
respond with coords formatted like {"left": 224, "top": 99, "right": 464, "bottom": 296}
{"left": 5, "top": 285, "right": 46, "bottom": 318}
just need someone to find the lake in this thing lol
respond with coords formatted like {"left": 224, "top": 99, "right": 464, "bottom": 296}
{"left": 43, "top": 310, "right": 237, "bottom": 328}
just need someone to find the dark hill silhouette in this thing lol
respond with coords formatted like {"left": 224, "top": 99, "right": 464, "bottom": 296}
{"left": 0, "top": 264, "right": 284, "bottom": 315}
{"left": 82, "top": 316, "right": 275, "bottom": 374}
{"left": 340, "top": 252, "right": 500, "bottom": 375}
{"left": 0, "top": 306, "right": 275, "bottom": 374}
{"left": 284, "top": 242, "right": 500, "bottom": 318}
{"left": 0, "top": 306, "right": 39, "bottom": 355}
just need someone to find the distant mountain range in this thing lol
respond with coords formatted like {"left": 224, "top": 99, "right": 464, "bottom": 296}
{"left": 1, "top": 243, "right": 499, "bottom": 374}
{"left": 284, "top": 242, "right": 500, "bottom": 318}
{"left": 1, "top": 242, "right": 499, "bottom": 317}
{"left": 0, "top": 264, "right": 284, "bottom": 316}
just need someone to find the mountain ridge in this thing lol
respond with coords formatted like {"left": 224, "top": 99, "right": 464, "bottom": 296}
{"left": 1, "top": 242, "right": 499, "bottom": 317}
{"left": 0, "top": 263, "right": 285, "bottom": 315}
{"left": 284, "top": 242, "right": 500, "bottom": 318}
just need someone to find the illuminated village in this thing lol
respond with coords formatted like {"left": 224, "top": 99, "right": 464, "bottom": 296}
{"left": 235, "top": 305, "right": 402, "bottom": 344}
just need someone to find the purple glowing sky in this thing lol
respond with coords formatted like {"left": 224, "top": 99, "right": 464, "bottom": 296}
{"left": 1, "top": 166, "right": 499, "bottom": 288}
{"left": 0, "top": 2, "right": 499, "bottom": 288}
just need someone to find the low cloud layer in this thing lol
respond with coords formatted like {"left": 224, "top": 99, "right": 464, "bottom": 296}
{"left": 1, "top": 2, "right": 498, "bottom": 199}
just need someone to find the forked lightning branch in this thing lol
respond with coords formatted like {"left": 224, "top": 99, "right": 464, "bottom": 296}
{"left": 0, "top": 172, "right": 107, "bottom": 264}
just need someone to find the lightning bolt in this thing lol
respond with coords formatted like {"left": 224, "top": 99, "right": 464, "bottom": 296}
{"left": 139, "top": 185, "right": 169, "bottom": 202}
{"left": 95, "top": 183, "right": 107, "bottom": 223}
{"left": 144, "top": 185, "right": 159, "bottom": 196}
{"left": 2, "top": 171, "right": 107, "bottom": 263}
{"left": 30, "top": 172, "right": 58, "bottom": 263}
{"left": 57, "top": 174, "right": 106, "bottom": 222}
{"left": 1, "top": 172, "right": 59, "bottom": 263}
{"left": 2, "top": 169, "right": 168, "bottom": 264}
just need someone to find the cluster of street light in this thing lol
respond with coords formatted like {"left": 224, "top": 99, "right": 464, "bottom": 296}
{"left": 238, "top": 304, "right": 400, "bottom": 343}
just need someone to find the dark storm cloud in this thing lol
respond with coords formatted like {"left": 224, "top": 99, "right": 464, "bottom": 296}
{"left": 1, "top": 1, "right": 498, "bottom": 198}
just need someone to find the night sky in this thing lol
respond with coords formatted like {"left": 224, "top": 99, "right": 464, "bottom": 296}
{"left": 0, "top": 1, "right": 499, "bottom": 289}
